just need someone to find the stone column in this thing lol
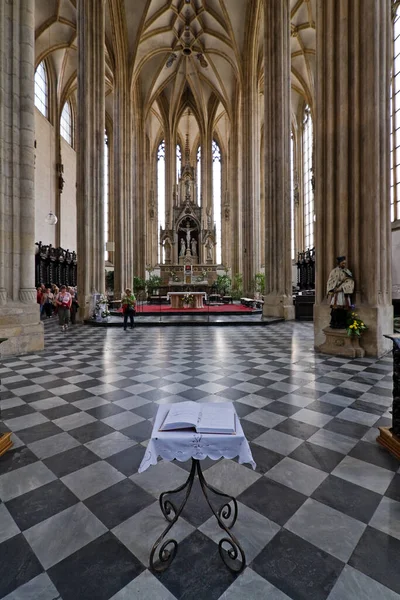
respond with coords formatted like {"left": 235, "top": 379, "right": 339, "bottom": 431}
{"left": 76, "top": 0, "right": 105, "bottom": 317}
{"left": 132, "top": 101, "right": 146, "bottom": 279}
{"left": 241, "top": 19, "right": 261, "bottom": 295}
{"left": 263, "top": 0, "right": 294, "bottom": 319}
{"left": 0, "top": 0, "right": 43, "bottom": 356}
{"left": 113, "top": 65, "right": 131, "bottom": 298}
{"left": 203, "top": 128, "right": 213, "bottom": 260}
{"left": 229, "top": 104, "right": 242, "bottom": 279}
{"left": 314, "top": 0, "right": 392, "bottom": 357}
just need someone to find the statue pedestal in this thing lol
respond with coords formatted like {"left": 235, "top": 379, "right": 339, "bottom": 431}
{"left": 0, "top": 432, "right": 12, "bottom": 458}
{"left": 376, "top": 427, "right": 400, "bottom": 461}
{"left": 0, "top": 337, "right": 13, "bottom": 457}
{"left": 317, "top": 327, "right": 365, "bottom": 358}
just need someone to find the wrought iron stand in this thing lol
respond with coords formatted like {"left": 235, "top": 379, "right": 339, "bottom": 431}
{"left": 149, "top": 458, "right": 246, "bottom": 573}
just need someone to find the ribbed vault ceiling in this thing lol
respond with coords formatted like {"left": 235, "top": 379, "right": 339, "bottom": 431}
{"left": 34, "top": 0, "right": 315, "bottom": 143}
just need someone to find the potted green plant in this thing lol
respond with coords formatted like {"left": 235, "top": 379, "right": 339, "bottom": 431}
{"left": 216, "top": 274, "right": 231, "bottom": 296}
{"left": 231, "top": 273, "right": 243, "bottom": 300}
{"left": 133, "top": 276, "right": 146, "bottom": 294}
{"left": 147, "top": 275, "right": 162, "bottom": 296}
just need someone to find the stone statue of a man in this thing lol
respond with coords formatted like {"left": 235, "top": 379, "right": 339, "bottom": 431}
{"left": 327, "top": 255, "right": 354, "bottom": 328}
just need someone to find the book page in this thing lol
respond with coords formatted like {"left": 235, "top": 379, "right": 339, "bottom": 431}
{"left": 159, "top": 401, "right": 201, "bottom": 431}
{"left": 197, "top": 403, "right": 236, "bottom": 434}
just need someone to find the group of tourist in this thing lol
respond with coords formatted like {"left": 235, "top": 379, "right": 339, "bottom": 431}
{"left": 36, "top": 283, "right": 79, "bottom": 331}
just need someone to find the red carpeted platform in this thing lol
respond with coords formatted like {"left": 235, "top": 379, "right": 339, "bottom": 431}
{"left": 115, "top": 303, "right": 258, "bottom": 315}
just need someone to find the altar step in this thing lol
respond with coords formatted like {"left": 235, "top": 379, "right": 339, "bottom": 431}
{"left": 85, "top": 315, "right": 283, "bottom": 328}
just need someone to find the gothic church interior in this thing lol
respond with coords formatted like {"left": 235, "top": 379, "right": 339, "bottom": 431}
{"left": 0, "top": 1, "right": 400, "bottom": 599}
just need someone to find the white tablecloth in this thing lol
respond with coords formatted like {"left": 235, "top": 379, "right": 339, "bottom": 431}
{"left": 138, "top": 403, "right": 256, "bottom": 473}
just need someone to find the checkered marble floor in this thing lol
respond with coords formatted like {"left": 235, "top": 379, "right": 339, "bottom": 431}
{"left": 0, "top": 320, "right": 399, "bottom": 600}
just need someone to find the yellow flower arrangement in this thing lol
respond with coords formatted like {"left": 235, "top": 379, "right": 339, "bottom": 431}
{"left": 182, "top": 293, "right": 194, "bottom": 307}
{"left": 346, "top": 311, "right": 367, "bottom": 337}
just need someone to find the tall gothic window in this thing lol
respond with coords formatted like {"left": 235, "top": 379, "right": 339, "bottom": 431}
{"left": 391, "top": 9, "right": 400, "bottom": 222}
{"left": 197, "top": 146, "right": 201, "bottom": 205}
{"left": 104, "top": 132, "right": 109, "bottom": 261}
{"left": 157, "top": 140, "right": 166, "bottom": 263}
{"left": 176, "top": 144, "right": 182, "bottom": 182}
{"left": 212, "top": 140, "right": 222, "bottom": 264}
{"left": 60, "top": 101, "right": 73, "bottom": 146}
{"left": 290, "top": 132, "right": 295, "bottom": 260}
{"left": 303, "top": 105, "right": 314, "bottom": 249}
{"left": 34, "top": 61, "right": 48, "bottom": 118}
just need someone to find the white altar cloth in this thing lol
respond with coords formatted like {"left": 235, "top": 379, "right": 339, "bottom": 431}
{"left": 138, "top": 402, "right": 256, "bottom": 473}
{"left": 167, "top": 291, "right": 206, "bottom": 309}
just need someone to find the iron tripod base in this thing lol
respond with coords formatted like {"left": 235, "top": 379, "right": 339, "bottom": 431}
{"left": 149, "top": 458, "right": 246, "bottom": 573}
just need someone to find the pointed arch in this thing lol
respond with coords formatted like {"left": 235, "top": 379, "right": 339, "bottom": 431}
{"left": 34, "top": 60, "right": 49, "bottom": 118}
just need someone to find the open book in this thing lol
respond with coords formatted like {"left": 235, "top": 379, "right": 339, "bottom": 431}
{"left": 159, "top": 401, "right": 236, "bottom": 434}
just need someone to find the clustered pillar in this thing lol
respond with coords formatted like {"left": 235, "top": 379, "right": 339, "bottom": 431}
{"left": 314, "top": 0, "right": 392, "bottom": 357}
{"left": 0, "top": 0, "right": 43, "bottom": 356}
{"left": 263, "top": 0, "right": 294, "bottom": 320}
{"left": 76, "top": 0, "right": 105, "bottom": 318}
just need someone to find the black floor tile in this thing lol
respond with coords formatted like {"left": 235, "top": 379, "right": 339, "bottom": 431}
{"left": 21, "top": 390, "right": 58, "bottom": 403}
{"left": 0, "top": 446, "right": 38, "bottom": 476}
{"left": 368, "top": 386, "right": 392, "bottom": 397}
{"left": 315, "top": 376, "right": 343, "bottom": 386}
{"left": 17, "top": 421, "right": 64, "bottom": 444}
{"left": 247, "top": 443, "right": 284, "bottom": 474}
{"left": 264, "top": 401, "right": 301, "bottom": 417}
{"left": 289, "top": 442, "right": 344, "bottom": 473}
{"left": 349, "top": 440, "right": 400, "bottom": 472}
{"left": 274, "top": 418, "right": 319, "bottom": 440}
{"left": 324, "top": 418, "right": 370, "bottom": 439}
{"left": 214, "top": 376, "right": 247, "bottom": 387}
{"left": 250, "top": 387, "right": 287, "bottom": 401}
{"left": 106, "top": 444, "right": 149, "bottom": 477}
{"left": 4, "top": 380, "right": 31, "bottom": 390}
{"left": 295, "top": 388, "right": 326, "bottom": 399}
{"left": 69, "top": 379, "right": 101, "bottom": 390}
{"left": 140, "top": 389, "right": 174, "bottom": 402}
{"left": 39, "top": 379, "right": 68, "bottom": 390}
{"left": 240, "top": 419, "right": 268, "bottom": 441}
{"left": 349, "top": 399, "right": 386, "bottom": 416}
{"left": 156, "top": 530, "right": 237, "bottom": 600}
{"left": 330, "top": 387, "right": 364, "bottom": 400}
{"left": 47, "top": 532, "right": 145, "bottom": 600}
{"left": 180, "top": 388, "right": 212, "bottom": 401}
{"left": 312, "top": 475, "right": 382, "bottom": 524}
{"left": 1, "top": 404, "right": 36, "bottom": 420}
{"left": 232, "top": 401, "right": 256, "bottom": 418}
{"left": 306, "top": 400, "right": 344, "bottom": 416}
{"left": 121, "top": 420, "right": 153, "bottom": 442}
{"left": 132, "top": 402, "right": 159, "bottom": 419}
{"left": 238, "top": 477, "right": 307, "bottom": 526}
{"left": 251, "top": 529, "right": 344, "bottom": 600}
{"left": 180, "top": 478, "right": 214, "bottom": 527}
{"left": 349, "top": 526, "right": 400, "bottom": 595}
{"left": 6, "top": 479, "right": 79, "bottom": 530}
{"left": 85, "top": 403, "right": 125, "bottom": 419}
{"left": 84, "top": 479, "right": 154, "bottom": 529}
{"left": 68, "top": 421, "right": 115, "bottom": 444}
{"left": 110, "top": 379, "right": 139, "bottom": 390}
{"left": 0, "top": 534, "right": 44, "bottom": 598}
{"left": 96, "top": 390, "right": 134, "bottom": 402}
{"left": 385, "top": 473, "right": 400, "bottom": 503}
{"left": 43, "top": 445, "right": 100, "bottom": 478}
{"left": 0, "top": 390, "right": 17, "bottom": 400}
{"left": 41, "top": 404, "right": 81, "bottom": 420}
{"left": 60, "top": 390, "right": 96, "bottom": 403}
